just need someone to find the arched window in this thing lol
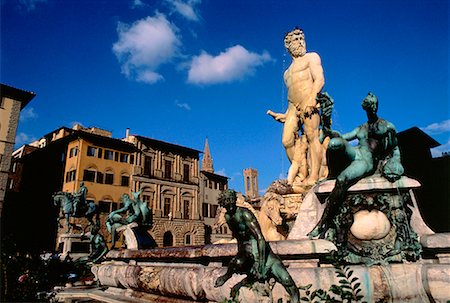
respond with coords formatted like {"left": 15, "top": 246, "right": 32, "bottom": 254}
{"left": 120, "top": 173, "right": 129, "bottom": 186}
{"left": 184, "top": 233, "right": 192, "bottom": 245}
{"left": 163, "top": 231, "right": 174, "bottom": 247}
{"left": 105, "top": 169, "right": 114, "bottom": 184}
{"left": 83, "top": 167, "right": 97, "bottom": 182}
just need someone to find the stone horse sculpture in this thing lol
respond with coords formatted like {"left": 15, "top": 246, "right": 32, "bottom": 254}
{"left": 214, "top": 191, "right": 286, "bottom": 242}
{"left": 258, "top": 192, "right": 285, "bottom": 241}
{"left": 53, "top": 191, "right": 99, "bottom": 233}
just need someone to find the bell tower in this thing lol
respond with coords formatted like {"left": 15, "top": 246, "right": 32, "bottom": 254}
{"left": 201, "top": 138, "right": 214, "bottom": 173}
{"left": 243, "top": 168, "right": 259, "bottom": 199}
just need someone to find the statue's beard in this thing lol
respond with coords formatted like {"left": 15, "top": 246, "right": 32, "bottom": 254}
{"left": 289, "top": 45, "right": 306, "bottom": 57}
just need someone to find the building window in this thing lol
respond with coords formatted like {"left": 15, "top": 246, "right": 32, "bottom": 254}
{"left": 223, "top": 226, "right": 228, "bottom": 234}
{"left": 111, "top": 203, "right": 118, "bottom": 211}
{"left": 104, "top": 150, "right": 114, "bottom": 160}
{"left": 142, "top": 195, "right": 151, "bottom": 203}
{"left": 184, "top": 233, "right": 191, "bottom": 245}
{"left": 7, "top": 179, "right": 14, "bottom": 190}
{"left": 87, "top": 146, "right": 97, "bottom": 157}
{"left": 66, "top": 170, "right": 76, "bottom": 182}
{"left": 183, "top": 200, "right": 190, "bottom": 219}
{"left": 96, "top": 172, "right": 104, "bottom": 184}
{"left": 120, "top": 153, "right": 129, "bottom": 163}
{"left": 211, "top": 205, "right": 218, "bottom": 218}
{"left": 97, "top": 148, "right": 103, "bottom": 159}
{"left": 164, "top": 198, "right": 171, "bottom": 217}
{"left": 83, "top": 169, "right": 96, "bottom": 182}
{"left": 219, "top": 182, "right": 224, "bottom": 190}
{"left": 98, "top": 201, "right": 111, "bottom": 213}
{"left": 164, "top": 160, "right": 172, "bottom": 179}
{"left": 114, "top": 152, "right": 119, "bottom": 162}
{"left": 105, "top": 172, "right": 114, "bottom": 184}
{"left": 130, "top": 154, "right": 134, "bottom": 165}
{"left": 202, "top": 203, "right": 209, "bottom": 218}
{"left": 183, "top": 164, "right": 190, "bottom": 182}
{"left": 163, "top": 231, "right": 173, "bottom": 247}
{"left": 71, "top": 242, "right": 90, "bottom": 253}
{"left": 121, "top": 175, "right": 130, "bottom": 186}
{"left": 143, "top": 156, "right": 152, "bottom": 176}
{"left": 69, "top": 147, "right": 78, "bottom": 158}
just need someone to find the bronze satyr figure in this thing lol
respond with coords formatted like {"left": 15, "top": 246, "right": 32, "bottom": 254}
{"left": 214, "top": 190, "right": 299, "bottom": 303}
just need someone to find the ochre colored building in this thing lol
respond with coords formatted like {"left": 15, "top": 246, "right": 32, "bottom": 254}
{"left": 0, "top": 84, "right": 35, "bottom": 215}
{"left": 7, "top": 124, "right": 229, "bottom": 252}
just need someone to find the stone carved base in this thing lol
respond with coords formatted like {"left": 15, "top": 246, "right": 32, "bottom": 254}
{"left": 52, "top": 233, "right": 450, "bottom": 303}
{"left": 89, "top": 256, "right": 450, "bottom": 303}
{"left": 288, "top": 176, "right": 433, "bottom": 264}
{"left": 117, "top": 223, "right": 157, "bottom": 250}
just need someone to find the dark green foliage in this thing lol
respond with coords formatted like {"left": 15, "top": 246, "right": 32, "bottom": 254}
{"left": 297, "top": 252, "right": 366, "bottom": 303}
{"left": 1, "top": 236, "right": 93, "bottom": 303}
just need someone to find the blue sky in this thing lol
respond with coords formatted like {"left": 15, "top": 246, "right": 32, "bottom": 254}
{"left": 2, "top": 0, "right": 449, "bottom": 193}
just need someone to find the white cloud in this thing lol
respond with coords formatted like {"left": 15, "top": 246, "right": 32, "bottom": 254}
{"left": 131, "top": 0, "right": 144, "bottom": 8}
{"left": 175, "top": 100, "right": 191, "bottom": 110}
{"left": 215, "top": 169, "right": 228, "bottom": 177}
{"left": 19, "top": 107, "right": 37, "bottom": 122}
{"left": 420, "top": 119, "right": 450, "bottom": 135}
{"left": 15, "top": 132, "right": 36, "bottom": 146}
{"left": 188, "top": 45, "right": 272, "bottom": 85}
{"left": 165, "top": 0, "right": 201, "bottom": 22}
{"left": 112, "top": 14, "right": 181, "bottom": 84}
{"left": 431, "top": 138, "right": 450, "bottom": 157}
{"left": 18, "top": 0, "right": 47, "bottom": 11}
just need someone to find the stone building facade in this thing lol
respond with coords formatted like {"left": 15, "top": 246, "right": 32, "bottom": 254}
{"left": 7, "top": 124, "right": 230, "bottom": 250}
{"left": 199, "top": 138, "right": 232, "bottom": 243}
{"left": 0, "top": 84, "right": 35, "bottom": 215}
{"left": 125, "top": 135, "right": 205, "bottom": 247}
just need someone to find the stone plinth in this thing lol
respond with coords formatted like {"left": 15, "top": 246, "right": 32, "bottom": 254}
{"left": 289, "top": 176, "right": 433, "bottom": 264}
{"left": 53, "top": 234, "right": 450, "bottom": 303}
{"left": 288, "top": 176, "right": 430, "bottom": 240}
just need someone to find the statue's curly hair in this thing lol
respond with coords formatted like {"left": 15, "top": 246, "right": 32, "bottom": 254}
{"left": 218, "top": 189, "right": 237, "bottom": 206}
{"left": 284, "top": 27, "right": 305, "bottom": 48}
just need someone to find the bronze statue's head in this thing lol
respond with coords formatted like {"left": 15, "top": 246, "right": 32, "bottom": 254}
{"left": 361, "top": 92, "right": 378, "bottom": 113}
{"left": 218, "top": 189, "right": 237, "bottom": 212}
{"left": 284, "top": 27, "right": 306, "bottom": 57}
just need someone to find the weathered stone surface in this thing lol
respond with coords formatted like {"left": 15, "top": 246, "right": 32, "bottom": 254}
{"left": 314, "top": 175, "right": 420, "bottom": 193}
{"left": 106, "top": 239, "right": 335, "bottom": 262}
{"left": 421, "top": 233, "right": 450, "bottom": 248}
{"left": 92, "top": 260, "right": 450, "bottom": 303}
{"left": 287, "top": 190, "right": 325, "bottom": 240}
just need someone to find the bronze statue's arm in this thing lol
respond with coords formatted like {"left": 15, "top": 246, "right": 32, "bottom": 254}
{"left": 108, "top": 202, "right": 131, "bottom": 220}
{"left": 341, "top": 126, "right": 360, "bottom": 141}
{"left": 244, "top": 211, "right": 266, "bottom": 277}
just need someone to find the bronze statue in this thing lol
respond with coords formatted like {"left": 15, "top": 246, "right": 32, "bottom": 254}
{"left": 72, "top": 181, "right": 88, "bottom": 215}
{"left": 214, "top": 190, "right": 299, "bottom": 303}
{"left": 81, "top": 223, "right": 108, "bottom": 263}
{"left": 309, "top": 92, "right": 404, "bottom": 239}
{"left": 106, "top": 190, "right": 152, "bottom": 248}
{"left": 53, "top": 184, "right": 99, "bottom": 233}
